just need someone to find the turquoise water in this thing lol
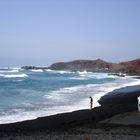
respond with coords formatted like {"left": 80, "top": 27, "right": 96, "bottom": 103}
{"left": 0, "top": 68, "right": 139, "bottom": 124}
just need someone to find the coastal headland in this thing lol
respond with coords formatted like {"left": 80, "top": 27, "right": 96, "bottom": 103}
{"left": 22, "top": 58, "right": 140, "bottom": 75}
{"left": 0, "top": 85, "right": 140, "bottom": 139}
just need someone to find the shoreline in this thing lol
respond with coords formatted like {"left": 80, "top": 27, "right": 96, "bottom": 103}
{"left": 0, "top": 106, "right": 140, "bottom": 140}
{"left": 0, "top": 85, "right": 140, "bottom": 139}
{"left": 0, "top": 84, "right": 140, "bottom": 126}
{"left": 0, "top": 78, "right": 140, "bottom": 125}
{"left": 0, "top": 104, "right": 138, "bottom": 132}
{"left": 0, "top": 85, "right": 140, "bottom": 130}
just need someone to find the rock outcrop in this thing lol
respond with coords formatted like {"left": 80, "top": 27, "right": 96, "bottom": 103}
{"left": 49, "top": 59, "right": 112, "bottom": 72}
{"left": 98, "top": 85, "right": 140, "bottom": 106}
{"left": 21, "top": 66, "right": 47, "bottom": 70}
{"left": 21, "top": 66, "right": 38, "bottom": 70}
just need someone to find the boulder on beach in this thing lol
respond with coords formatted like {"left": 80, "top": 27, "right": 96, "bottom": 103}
{"left": 98, "top": 85, "right": 140, "bottom": 106}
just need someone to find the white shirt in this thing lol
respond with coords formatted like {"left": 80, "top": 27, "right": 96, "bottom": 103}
{"left": 138, "top": 97, "right": 140, "bottom": 111}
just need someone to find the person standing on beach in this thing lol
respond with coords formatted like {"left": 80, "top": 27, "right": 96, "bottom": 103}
{"left": 138, "top": 96, "right": 140, "bottom": 114}
{"left": 89, "top": 96, "right": 93, "bottom": 110}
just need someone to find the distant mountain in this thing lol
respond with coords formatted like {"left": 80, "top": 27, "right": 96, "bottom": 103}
{"left": 21, "top": 58, "right": 140, "bottom": 75}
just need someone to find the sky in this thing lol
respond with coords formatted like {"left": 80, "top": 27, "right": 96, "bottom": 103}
{"left": 0, "top": 0, "right": 140, "bottom": 66}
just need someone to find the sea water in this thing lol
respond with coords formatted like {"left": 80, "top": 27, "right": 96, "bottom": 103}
{"left": 0, "top": 67, "right": 140, "bottom": 124}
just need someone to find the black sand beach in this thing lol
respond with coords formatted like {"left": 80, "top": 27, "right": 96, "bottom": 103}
{"left": 0, "top": 85, "right": 140, "bottom": 140}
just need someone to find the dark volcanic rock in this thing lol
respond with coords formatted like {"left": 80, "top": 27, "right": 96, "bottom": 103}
{"left": 21, "top": 66, "right": 37, "bottom": 70}
{"left": 21, "top": 66, "right": 46, "bottom": 70}
{"left": 98, "top": 85, "right": 140, "bottom": 106}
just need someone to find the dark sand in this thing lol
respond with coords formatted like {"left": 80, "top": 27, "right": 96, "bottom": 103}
{"left": 0, "top": 105, "right": 140, "bottom": 140}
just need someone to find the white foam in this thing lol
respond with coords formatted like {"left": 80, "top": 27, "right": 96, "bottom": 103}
{"left": 70, "top": 77, "right": 89, "bottom": 80}
{"left": 93, "top": 73, "right": 117, "bottom": 79}
{"left": 30, "top": 69, "right": 44, "bottom": 72}
{"left": 72, "top": 72, "right": 115, "bottom": 80}
{"left": 77, "top": 70, "right": 90, "bottom": 77}
{"left": 77, "top": 70, "right": 88, "bottom": 74}
{"left": 0, "top": 111, "right": 37, "bottom": 124}
{"left": 0, "top": 73, "right": 28, "bottom": 78}
{"left": 59, "top": 71, "right": 70, "bottom": 74}
{"left": 79, "top": 72, "right": 103, "bottom": 78}
{"left": 45, "top": 69, "right": 53, "bottom": 72}
{"left": 17, "top": 79, "right": 24, "bottom": 82}
{"left": 45, "top": 77, "right": 140, "bottom": 109}
{"left": 45, "top": 69, "right": 73, "bottom": 74}
{"left": 0, "top": 70, "right": 19, "bottom": 73}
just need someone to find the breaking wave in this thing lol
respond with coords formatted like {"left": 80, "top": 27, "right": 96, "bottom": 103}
{"left": 45, "top": 77, "right": 140, "bottom": 108}
{"left": 0, "top": 70, "right": 19, "bottom": 73}
{"left": 45, "top": 69, "right": 74, "bottom": 74}
{"left": 71, "top": 72, "right": 118, "bottom": 80}
{"left": 30, "top": 69, "right": 44, "bottom": 72}
{"left": 0, "top": 73, "right": 28, "bottom": 78}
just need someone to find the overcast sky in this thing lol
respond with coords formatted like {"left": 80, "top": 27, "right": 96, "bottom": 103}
{"left": 0, "top": 0, "right": 140, "bottom": 66}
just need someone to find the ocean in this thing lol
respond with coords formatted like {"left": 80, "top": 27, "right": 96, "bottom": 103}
{"left": 0, "top": 67, "right": 140, "bottom": 124}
